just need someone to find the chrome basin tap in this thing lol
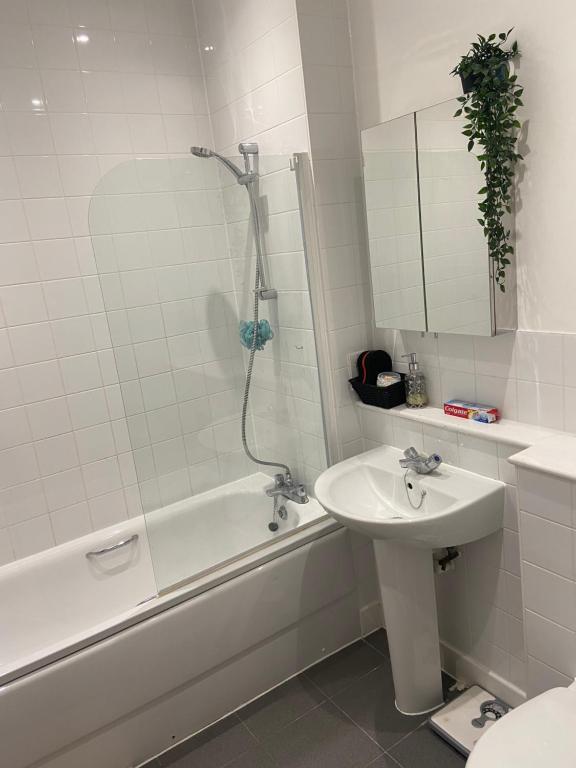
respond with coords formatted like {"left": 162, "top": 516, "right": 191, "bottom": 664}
{"left": 266, "top": 473, "right": 309, "bottom": 504}
{"left": 399, "top": 447, "right": 442, "bottom": 474}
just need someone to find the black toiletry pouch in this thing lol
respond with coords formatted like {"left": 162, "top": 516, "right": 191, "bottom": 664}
{"left": 350, "top": 349, "right": 405, "bottom": 409}
{"left": 356, "top": 350, "right": 393, "bottom": 386}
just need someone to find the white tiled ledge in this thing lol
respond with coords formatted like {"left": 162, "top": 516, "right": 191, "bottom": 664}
{"left": 356, "top": 402, "right": 564, "bottom": 448}
{"left": 507, "top": 436, "right": 576, "bottom": 481}
{"left": 357, "top": 402, "right": 576, "bottom": 481}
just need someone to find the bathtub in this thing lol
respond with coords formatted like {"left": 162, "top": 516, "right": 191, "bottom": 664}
{"left": 146, "top": 472, "right": 326, "bottom": 592}
{"left": 0, "top": 474, "right": 361, "bottom": 768}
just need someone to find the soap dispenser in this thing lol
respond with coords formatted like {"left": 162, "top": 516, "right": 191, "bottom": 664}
{"left": 402, "top": 353, "right": 428, "bottom": 408}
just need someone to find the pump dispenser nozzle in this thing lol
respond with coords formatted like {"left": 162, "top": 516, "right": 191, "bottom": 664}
{"left": 402, "top": 353, "right": 420, "bottom": 372}
{"left": 401, "top": 353, "right": 428, "bottom": 408}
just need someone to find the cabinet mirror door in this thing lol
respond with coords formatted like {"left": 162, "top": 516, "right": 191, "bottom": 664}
{"left": 361, "top": 113, "right": 426, "bottom": 332}
{"left": 416, "top": 100, "right": 493, "bottom": 336}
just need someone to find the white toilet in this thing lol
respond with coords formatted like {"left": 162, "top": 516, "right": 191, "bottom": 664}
{"left": 467, "top": 682, "right": 576, "bottom": 766}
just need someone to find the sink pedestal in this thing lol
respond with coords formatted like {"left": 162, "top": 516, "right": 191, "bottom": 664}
{"left": 373, "top": 540, "right": 444, "bottom": 715}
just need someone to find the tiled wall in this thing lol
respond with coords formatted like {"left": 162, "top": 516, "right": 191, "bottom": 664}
{"left": 220, "top": 157, "right": 327, "bottom": 487}
{"left": 194, "top": 0, "right": 307, "bottom": 157}
{"left": 194, "top": 0, "right": 328, "bottom": 487}
{"left": 374, "top": 328, "right": 576, "bottom": 432}
{"left": 295, "top": 0, "right": 371, "bottom": 466}
{"left": 517, "top": 467, "right": 576, "bottom": 696}
{"left": 362, "top": 116, "right": 425, "bottom": 332}
{"left": 91, "top": 156, "right": 255, "bottom": 514}
{"left": 359, "top": 405, "right": 526, "bottom": 694}
{"left": 0, "top": 0, "right": 211, "bottom": 564}
{"left": 344, "top": 0, "right": 576, "bottom": 697}
{"left": 417, "top": 101, "right": 491, "bottom": 335}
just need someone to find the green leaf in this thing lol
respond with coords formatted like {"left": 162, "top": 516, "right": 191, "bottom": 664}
{"left": 452, "top": 31, "right": 521, "bottom": 289}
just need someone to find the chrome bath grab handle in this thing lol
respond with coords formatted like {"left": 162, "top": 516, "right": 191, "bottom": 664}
{"left": 86, "top": 534, "right": 138, "bottom": 558}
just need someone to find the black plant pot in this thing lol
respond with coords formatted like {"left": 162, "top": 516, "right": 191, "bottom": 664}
{"left": 460, "top": 72, "right": 480, "bottom": 94}
{"left": 459, "top": 61, "right": 511, "bottom": 94}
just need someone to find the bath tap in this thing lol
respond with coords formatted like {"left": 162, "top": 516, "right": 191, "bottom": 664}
{"left": 399, "top": 447, "right": 442, "bottom": 474}
{"left": 266, "top": 473, "right": 309, "bottom": 504}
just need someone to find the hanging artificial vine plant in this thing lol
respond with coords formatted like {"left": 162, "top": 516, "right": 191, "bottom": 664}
{"left": 451, "top": 30, "right": 523, "bottom": 292}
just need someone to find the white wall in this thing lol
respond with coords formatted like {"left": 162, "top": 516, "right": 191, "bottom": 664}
{"left": 295, "top": 0, "right": 371, "bottom": 465}
{"left": 0, "top": 0, "right": 211, "bottom": 564}
{"left": 194, "top": 0, "right": 329, "bottom": 487}
{"left": 347, "top": 0, "right": 576, "bottom": 334}
{"left": 194, "top": 0, "right": 308, "bottom": 156}
{"left": 517, "top": 467, "right": 576, "bottom": 697}
{"left": 347, "top": 0, "right": 576, "bottom": 429}
{"left": 346, "top": 0, "right": 576, "bottom": 699}
{"left": 0, "top": 0, "right": 334, "bottom": 565}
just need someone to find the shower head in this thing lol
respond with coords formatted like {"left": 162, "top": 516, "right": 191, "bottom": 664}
{"left": 189, "top": 144, "right": 258, "bottom": 186}
{"left": 190, "top": 146, "right": 213, "bottom": 158}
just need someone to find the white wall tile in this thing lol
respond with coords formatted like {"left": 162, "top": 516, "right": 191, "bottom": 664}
{"left": 75, "top": 423, "right": 116, "bottom": 464}
{"left": 8, "top": 322, "right": 55, "bottom": 365}
{"left": 0, "top": 283, "right": 48, "bottom": 325}
{"left": 523, "top": 562, "right": 576, "bottom": 631}
{"left": 34, "top": 238, "right": 80, "bottom": 281}
{"left": 0, "top": 368, "right": 24, "bottom": 410}
{"left": 35, "top": 433, "right": 79, "bottom": 477}
{"left": 525, "top": 610, "right": 576, "bottom": 678}
{"left": 0, "top": 479, "right": 46, "bottom": 525}
{"left": 0, "top": 200, "right": 30, "bottom": 243}
{"left": 50, "top": 501, "right": 92, "bottom": 544}
{"left": 0, "top": 444, "right": 39, "bottom": 490}
{"left": 0, "top": 242, "right": 39, "bottom": 286}
{"left": 67, "top": 389, "right": 110, "bottom": 430}
{"left": 88, "top": 488, "right": 128, "bottom": 529}
{"left": 82, "top": 456, "right": 122, "bottom": 498}
{"left": 26, "top": 396, "right": 71, "bottom": 440}
{"left": 520, "top": 512, "right": 573, "bottom": 579}
{"left": 518, "top": 468, "right": 572, "bottom": 526}
{"left": 24, "top": 197, "right": 71, "bottom": 240}
{"left": 42, "top": 466, "right": 86, "bottom": 511}
{"left": 517, "top": 380, "right": 564, "bottom": 430}
{"left": 0, "top": 529, "right": 14, "bottom": 566}
{"left": 0, "top": 406, "right": 32, "bottom": 450}
{"left": 515, "top": 331, "right": 563, "bottom": 386}
{"left": 18, "top": 360, "right": 64, "bottom": 403}
{"left": 497, "top": 442, "right": 518, "bottom": 485}
{"left": 9, "top": 514, "right": 54, "bottom": 559}
{"left": 457, "top": 433, "right": 499, "bottom": 479}
{"left": 59, "top": 352, "right": 102, "bottom": 393}
{"left": 527, "top": 655, "right": 573, "bottom": 697}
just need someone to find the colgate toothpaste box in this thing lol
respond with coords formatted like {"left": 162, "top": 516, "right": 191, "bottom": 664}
{"left": 444, "top": 399, "right": 499, "bottom": 424}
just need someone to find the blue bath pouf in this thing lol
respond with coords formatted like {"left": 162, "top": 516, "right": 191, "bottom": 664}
{"left": 239, "top": 319, "right": 274, "bottom": 351}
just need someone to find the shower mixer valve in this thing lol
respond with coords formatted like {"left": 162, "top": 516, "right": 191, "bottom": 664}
{"left": 266, "top": 473, "right": 309, "bottom": 504}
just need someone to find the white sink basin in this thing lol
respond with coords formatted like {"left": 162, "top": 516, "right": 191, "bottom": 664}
{"left": 315, "top": 445, "right": 504, "bottom": 548}
{"left": 315, "top": 444, "right": 505, "bottom": 717}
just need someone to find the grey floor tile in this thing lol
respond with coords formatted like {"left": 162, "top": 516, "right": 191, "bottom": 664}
{"left": 332, "top": 666, "right": 425, "bottom": 751}
{"left": 237, "top": 675, "right": 325, "bottom": 739}
{"left": 263, "top": 700, "right": 383, "bottom": 768}
{"left": 364, "top": 630, "right": 390, "bottom": 658}
{"left": 157, "top": 715, "right": 257, "bottom": 768}
{"left": 389, "top": 725, "right": 465, "bottom": 768}
{"left": 362, "top": 754, "right": 401, "bottom": 768}
{"left": 304, "top": 640, "right": 385, "bottom": 698}
{"left": 223, "top": 745, "right": 278, "bottom": 768}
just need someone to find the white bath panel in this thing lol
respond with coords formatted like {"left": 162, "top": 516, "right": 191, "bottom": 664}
{"left": 429, "top": 685, "right": 512, "bottom": 756}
